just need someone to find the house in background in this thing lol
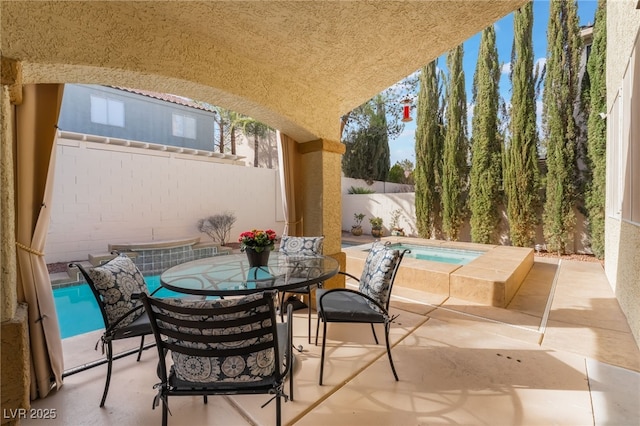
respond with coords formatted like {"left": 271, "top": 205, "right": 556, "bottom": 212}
{"left": 58, "top": 84, "right": 279, "bottom": 168}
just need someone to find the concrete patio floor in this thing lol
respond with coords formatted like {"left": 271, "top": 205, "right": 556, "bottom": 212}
{"left": 25, "top": 252, "right": 639, "bottom": 425}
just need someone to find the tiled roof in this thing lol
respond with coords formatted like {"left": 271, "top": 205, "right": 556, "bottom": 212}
{"left": 110, "top": 86, "right": 217, "bottom": 113}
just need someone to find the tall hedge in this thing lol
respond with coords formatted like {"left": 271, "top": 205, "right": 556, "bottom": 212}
{"left": 414, "top": 60, "right": 443, "bottom": 238}
{"left": 504, "top": 2, "right": 540, "bottom": 247}
{"left": 442, "top": 44, "right": 468, "bottom": 241}
{"left": 542, "top": 0, "right": 581, "bottom": 254}
{"left": 585, "top": 0, "right": 607, "bottom": 259}
{"left": 469, "top": 26, "right": 502, "bottom": 244}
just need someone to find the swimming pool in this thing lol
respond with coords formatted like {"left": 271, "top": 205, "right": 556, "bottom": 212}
{"left": 389, "top": 243, "right": 483, "bottom": 265}
{"left": 53, "top": 275, "right": 184, "bottom": 339}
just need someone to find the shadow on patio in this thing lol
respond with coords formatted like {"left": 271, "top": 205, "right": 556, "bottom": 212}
{"left": 26, "top": 254, "right": 640, "bottom": 425}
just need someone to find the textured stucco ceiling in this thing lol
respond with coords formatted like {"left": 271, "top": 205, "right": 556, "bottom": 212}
{"left": 1, "top": 1, "right": 527, "bottom": 142}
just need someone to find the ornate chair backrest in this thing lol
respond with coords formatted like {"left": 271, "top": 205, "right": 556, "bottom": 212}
{"left": 141, "top": 290, "right": 285, "bottom": 385}
{"left": 358, "top": 242, "right": 409, "bottom": 311}
{"left": 75, "top": 254, "right": 149, "bottom": 331}
{"left": 279, "top": 236, "right": 324, "bottom": 257}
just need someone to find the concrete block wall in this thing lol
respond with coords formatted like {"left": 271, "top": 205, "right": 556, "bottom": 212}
{"left": 45, "top": 136, "right": 283, "bottom": 263}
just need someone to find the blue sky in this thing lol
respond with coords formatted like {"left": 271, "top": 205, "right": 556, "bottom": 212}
{"left": 389, "top": 0, "right": 599, "bottom": 166}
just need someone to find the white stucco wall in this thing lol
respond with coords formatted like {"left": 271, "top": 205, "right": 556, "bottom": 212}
{"left": 605, "top": 0, "right": 640, "bottom": 287}
{"left": 45, "top": 135, "right": 283, "bottom": 263}
{"left": 605, "top": 0, "right": 640, "bottom": 346}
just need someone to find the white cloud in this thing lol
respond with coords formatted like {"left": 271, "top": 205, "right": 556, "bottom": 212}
{"left": 501, "top": 62, "right": 511, "bottom": 75}
{"left": 534, "top": 57, "right": 547, "bottom": 73}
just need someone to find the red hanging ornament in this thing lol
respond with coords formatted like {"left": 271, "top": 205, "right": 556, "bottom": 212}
{"left": 401, "top": 98, "right": 412, "bottom": 122}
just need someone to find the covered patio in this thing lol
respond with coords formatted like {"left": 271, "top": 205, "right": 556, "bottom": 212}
{"left": 2, "top": 1, "right": 640, "bottom": 425}
{"left": 25, "top": 254, "right": 640, "bottom": 424}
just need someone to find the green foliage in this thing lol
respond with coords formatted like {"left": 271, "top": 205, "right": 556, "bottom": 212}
{"left": 390, "top": 209, "right": 403, "bottom": 229}
{"left": 342, "top": 95, "right": 390, "bottom": 182}
{"left": 504, "top": 2, "right": 540, "bottom": 247}
{"left": 585, "top": 0, "right": 607, "bottom": 259}
{"left": 340, "top": 74, "right": 418, "bottom": 142}
{"left": 235, "top": 115, "right": 274, "bottom": 168}
{"left": 442, "top": 44, "right": 468, "bottom": 241}
{"left": 414, "top": 60, "right": 444, "bottom": 239}
{"left": 369, "top": 217, "right": 383, "bottom": 229}
{"left": 541, "top": 0, "right": 581, "bottom": 254}
{"left": 469, "top": 25, "right": 502, "bottom": 244}
{"left": 388, "top": 159, "right": 415, "bottom": 184}
{"left": 388, "top": 164, "right": 405, "bottom": 184}
{"left": 352, "top": 213, "right": 366, "bottom": 227}
{"left": 347, "top": 186, "right": 375, "bottom": 194}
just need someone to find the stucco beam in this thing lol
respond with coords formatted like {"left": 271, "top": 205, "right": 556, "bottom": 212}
{"left": 19, "top": 61, "right": 341, "bottom": 143}
{"left": 297, "top": 138, "right": 346, "bottom": 156}
{"left": 1, "top": 57, "right": 22, "bottom": 104}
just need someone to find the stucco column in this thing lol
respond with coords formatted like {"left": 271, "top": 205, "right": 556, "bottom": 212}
{"left": 1, "top": 57, "right": 30, "bottom": 424}
{"left": 1, "top": 57, "right": 21, "bottom": 321}
{"left": 297, "top": 138, "right": 346, "bottom": 290}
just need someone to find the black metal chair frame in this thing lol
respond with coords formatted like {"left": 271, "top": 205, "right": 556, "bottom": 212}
{"left": 277, "top": 235, "right": 325, "bottom": 345}
{"left": 140, "top": 289, "right": 294, "bottom": 426}
{"left": 279, "top": 261, "right": 323, "bottom": 345}
{"left": 315, "top": 247, "right": 410, "bottom": 385}
{"left": 71, "top": 258, "right": 159, "bottom": 407}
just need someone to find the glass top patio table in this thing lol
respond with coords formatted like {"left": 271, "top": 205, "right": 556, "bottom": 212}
{"left": 160, "top": 252, "right": 340, "bottom": 297}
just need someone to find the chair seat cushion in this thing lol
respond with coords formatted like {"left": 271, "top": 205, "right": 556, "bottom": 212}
{"left": 112, "top": 310, "right": 152, "bottom": 340}
{"left": 316, "top": 289, "right": 385, "bottom": 323}
{"left": 169, "top": 369, "right": 278, "bottom": 391}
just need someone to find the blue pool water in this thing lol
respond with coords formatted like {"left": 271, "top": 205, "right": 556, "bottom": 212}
{"left": 53, "top": 275, "right": 184, "bottom": 339}
{"left": 389, "top": 243, "right": 483, "bottom": 265}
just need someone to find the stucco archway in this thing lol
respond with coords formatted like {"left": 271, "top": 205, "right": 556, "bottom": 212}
{"left": 1, "top": 0, "right": 528, "bottom": 408}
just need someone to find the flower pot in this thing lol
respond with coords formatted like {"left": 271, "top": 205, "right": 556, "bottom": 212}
{"left": 245, "top": 247, "right": 271, "bottom": 267}
{"left": 351, "top": 226, "right": 363, "bottom": 236}
{"left": 371, "top": 228, "right": 384, "bottom": 238}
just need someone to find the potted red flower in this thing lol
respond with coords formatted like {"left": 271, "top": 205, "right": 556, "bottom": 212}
{"left": 238, "top": 229, "right": 278, "bottom": 267}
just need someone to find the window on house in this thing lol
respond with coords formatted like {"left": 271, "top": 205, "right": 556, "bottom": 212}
{"left": 90, "top": 95, "right": 124, "bottom": 127}
{"left": 607, "top": 91, "right": 622, "bottom": 219}
{"left": 609, "top": 38, "right": 640, "bottom": 226}
{"left": 172, "top": 114, "right": 196, "bottom": 139}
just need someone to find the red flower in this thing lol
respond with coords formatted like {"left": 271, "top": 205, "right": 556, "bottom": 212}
{"left": 238, "top": 229, "right": 278, "bottom": 253}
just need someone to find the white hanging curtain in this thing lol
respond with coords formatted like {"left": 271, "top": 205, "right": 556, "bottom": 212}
{"left": 15, "top": 84, "right": 65, "bottom": 399}
{"left": 277, "top": 131, "right": 302, "bottom": 236}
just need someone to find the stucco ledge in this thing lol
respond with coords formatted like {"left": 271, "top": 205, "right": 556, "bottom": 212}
{"left": 1, "top": 303, "right": 30, "bottom": 425}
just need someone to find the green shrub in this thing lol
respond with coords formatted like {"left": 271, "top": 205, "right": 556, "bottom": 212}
{"left": 348, "top": 186, "right": 375, "bottom": 194}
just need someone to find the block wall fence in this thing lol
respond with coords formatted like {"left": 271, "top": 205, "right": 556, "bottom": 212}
{"left": 45, "top": 134, "right": 590, "bottom": 264}
{"left": 45, "top": 135, "right": 283, "bottom": 263}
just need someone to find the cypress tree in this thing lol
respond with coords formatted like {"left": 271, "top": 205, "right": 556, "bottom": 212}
{"left": 469, "top": 25, "right": 502, "bottom": 244}
{"left": 585, "top": 0, "right": 607, "bottom": 258}
{"left": 442, "top": 44, "right": 468, "bottom": 241}
{"left": 414, "top": 60, "right": 443, "bottom": 238}
{"left": 504, "top": 2, "right": 540, "bottom": 247}
{"left": 542, "top": 0, "right": 581, "bottom": 254}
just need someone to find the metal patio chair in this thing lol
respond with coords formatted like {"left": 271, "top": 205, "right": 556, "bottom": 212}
{"left": 140, "top": 289, "right": 294, "bottom": 426}
{"left": 71, "top": 253, "right": 159, "bottom": 407}
{"left": 278, "top": 235, "right": 324, "bottom": 344}
{"left": 315, "top": 241, "right": 410, "bottom": 385}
